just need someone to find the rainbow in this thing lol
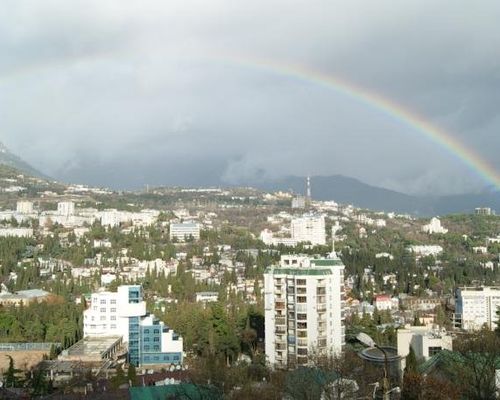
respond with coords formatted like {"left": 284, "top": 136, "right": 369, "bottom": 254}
{"left": 216, "top": 55, "right": 500, "bottom": 190}
{"left": 2, "top": 51, "right": 499, "bottom": 189}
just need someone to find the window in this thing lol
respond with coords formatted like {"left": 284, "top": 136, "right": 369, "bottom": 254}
{"left": 91, "top": 316, "right": 95, "bottom": 321}
{"left": 429, "top": 347, "right": 442, "bottom": 357}
{"left": 100, "top": 299, "right": 106, "bottom": 304}
{"left": 100, "top": 308, "right": 106, "bottom": 312}
{"left": 154, "top": 345, "right": 160, "bottom": 351}
{"left": 144, "top": 337, "right": 150, "bottom": 342}
{"left": 154, "top": 337, "right": 160, "bottom": 342}
{"left": 100, "top": 316, "right": 106, "bottom": 321}
{"left": 144, "top": 329, "right": 149, "bottom": 334}
{"left": 144, "top": 356, "right": 150, "bottom": 361}
{"left": 93, "top": 306, "right": 97, "bottom": 311}
{"left": 173, "top": 355, "right": 180, "bottom": 361}
{"left": 111, "top": 324, "right": 117, "bottom": 329}
{"left": 110, "top": 299, "right": 116, "bottom": 305}
{"left": 111, "top": 308, "right": 116, "bottom": 313}
{"left": 144, "top": 345, "right": 150, "bottom": 351}
{"left": 110, "top": 316, "right": 116, "bottom": 321}
{"left": 154, "top": 356, "right": 159, "bottom": 361}
{"left": 154, "top": 329, "right": 160, "bottom": 334}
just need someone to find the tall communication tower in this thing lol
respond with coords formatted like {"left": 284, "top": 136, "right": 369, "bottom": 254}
{"left": 306, "top": 175, "right": 312, "bottom": 208}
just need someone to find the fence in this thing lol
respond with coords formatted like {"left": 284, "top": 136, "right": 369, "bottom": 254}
{"left": 0, "top": 342, "right": 60, "bottom": 352}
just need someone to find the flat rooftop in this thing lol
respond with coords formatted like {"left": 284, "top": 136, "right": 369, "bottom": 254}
{"left": 60, "top": 336, "right": 122, "bottom": 360}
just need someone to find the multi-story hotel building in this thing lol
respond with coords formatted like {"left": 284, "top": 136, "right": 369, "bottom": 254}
{"left": 455, "top": 286, "right": 500, "bottom": 330}
{"left": 83, "top": 285, "right": 183, "bottom": 366}
{"left": 264, "top": 254, "right": 345, "bottom": 368}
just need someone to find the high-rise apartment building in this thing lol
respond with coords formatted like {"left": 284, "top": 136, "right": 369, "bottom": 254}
{"left": 83, "top": 285, "right": 183, "bottom": 366}
{"left": 455, "top": 286, "right": 500, "bottom": 330}
{"left": 264, "top": 254, "right": 345, "bottom": 368}
{"left": 291, "top": 215, "right": 326, "bottom": 245}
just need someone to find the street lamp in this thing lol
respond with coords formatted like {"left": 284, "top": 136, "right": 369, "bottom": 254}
{"left": 356, "top": 333, "right": 399, "bottom": 400}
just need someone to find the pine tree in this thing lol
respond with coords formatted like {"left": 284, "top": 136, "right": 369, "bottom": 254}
{"left": 4, "top": 355, "right": 22, "bottom": 388}
{"left": 127, "top": 363, "right": 138, "bottom": 386}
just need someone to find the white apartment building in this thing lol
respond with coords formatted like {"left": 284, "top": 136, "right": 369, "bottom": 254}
{"left": 291, "top": 196, "right": 306, "bottom": 209}
{"left": 16, "top": 201, "right": 34, "bottom": 214}
{"left": 291, "top": 215, "right": 326, "bottom": 246}
{"left": 264, "top": 254, "right": 345, "bottom": 368}
{"left": 259, "top": 229, "right": 298, "bottom": 247}
{"left": 407, "top": 245, "right": 443, "bottom": 257}
{"left": 422, "top": 217, "right": 448, "bottom": 234}
{"left": 0, "top": 228, "right": 33, "bottom": 238}
{"left": 83, "top": 285, "right": 183, "bottom": 366}
{"left": 455, "top": 286, "right": 500, "bottom": 330}
{"left": 57, "top": 201, "right": 75, "bottom": 216}
{"left": 169, "top": 222, "right": 201, "bottom": 242}
{"left": 195, "top": 292, "right": 219, "bottom": 303}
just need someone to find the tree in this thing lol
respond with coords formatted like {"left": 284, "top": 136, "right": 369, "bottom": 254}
{"left": 4, "top": 355, "right": 22, "bottom": 388}
{"left": 111, "top": 364, "right": 127, "bottom": 389}
{"left": 128, "top": 363, "right": 138, "bottom": 386}
{"left": 446, "top": 328, "right": 500, "bottom": 400}
{"left": 27, "top": 368, "right": 51, "bottom": 396}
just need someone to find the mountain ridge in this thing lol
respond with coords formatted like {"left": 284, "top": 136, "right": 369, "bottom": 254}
{"left": 0, "top": 141, "right": 48, "bottom": 179}
{"left": 248, "top": 174, "right": 500, "bottom": 216}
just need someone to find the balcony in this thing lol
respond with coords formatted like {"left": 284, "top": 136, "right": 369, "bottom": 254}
{"left": 275, "top": 302, "right": 285, "bottom": 310}
{"left": 296, "top": 304, "right": 307, "bottom": 313}
{"left": 317, "top": 305, "right": 327, "bottom": 312}
{"left": 296, "top": 313, "right": 307, "bottom": 321}
{"left": 275, "top": 327, "right": 286, "bottom": 334}
{"left": 275, "top": 317, "right": 286, "bottom": 325}
{"left": 276, "top": 343, "right": 287, "bottom": 351}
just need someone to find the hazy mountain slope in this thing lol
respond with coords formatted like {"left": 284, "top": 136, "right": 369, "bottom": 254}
{"left": 0, "top": 142, "right": 48, "bottom": 178}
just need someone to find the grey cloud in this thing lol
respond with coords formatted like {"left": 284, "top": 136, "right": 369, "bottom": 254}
{"left": 0, "top": 0, "right": 499, "bottom": 194}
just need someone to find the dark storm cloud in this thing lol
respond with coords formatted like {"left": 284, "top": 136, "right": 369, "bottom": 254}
{"left": 0, "top": 0, "right": 499, "bottom": 194}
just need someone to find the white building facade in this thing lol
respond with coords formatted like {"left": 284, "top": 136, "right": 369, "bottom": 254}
{"left": 397, "top": 325, "right": 453, "bottom": 371}
{"left": 264, "top": 254, "right": 345, "bottom": 368}
{"left": 455, "top": 286, "right": 500, "bottom": 330}
{"left": 83, "top": 285, "right": 183, "bottom": 366}
{"left": 291, "top": 215, "right": 326, "bottom": 246}
{"left": 422, "top": 217, "right": 448, "bottom": 234}
{"left": 169, "top": 222, "right": 201, "bottom": 241}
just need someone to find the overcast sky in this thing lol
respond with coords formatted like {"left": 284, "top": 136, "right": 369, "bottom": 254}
{"left": 0, "top": 0, "right": 499, "bottom": 194}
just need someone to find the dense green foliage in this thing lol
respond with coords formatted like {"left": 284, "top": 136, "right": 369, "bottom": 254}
{"left": 0, "top": 300, "right": 83, "bottom": 347}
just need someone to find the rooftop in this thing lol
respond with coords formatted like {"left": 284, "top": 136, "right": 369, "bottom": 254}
{"left": 60, "top": 336, "right": 122, "bottom": 359}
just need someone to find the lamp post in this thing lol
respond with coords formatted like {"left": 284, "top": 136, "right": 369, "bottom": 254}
{"left": 356, "top": 333, "right": 399, "bottom": 400}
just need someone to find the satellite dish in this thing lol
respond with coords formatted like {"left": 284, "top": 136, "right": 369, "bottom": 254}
{"left": 356, "top": 332, "right": 376, "bottom": 347}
